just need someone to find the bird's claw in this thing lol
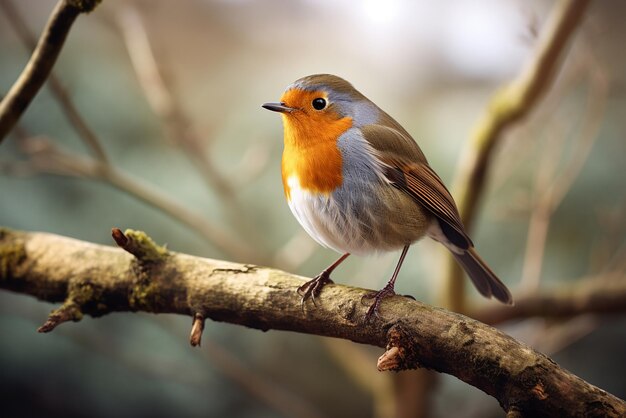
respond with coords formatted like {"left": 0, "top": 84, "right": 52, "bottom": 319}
{"left": 297, "top": 272, "right": 333, "bottom": 307}
{"left": 362, "top": 285, "right": 397, "bottom": 321}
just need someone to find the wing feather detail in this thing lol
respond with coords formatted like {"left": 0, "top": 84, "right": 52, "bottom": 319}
{"left": 361, "top": 125, "right": 472, "bottom": 249}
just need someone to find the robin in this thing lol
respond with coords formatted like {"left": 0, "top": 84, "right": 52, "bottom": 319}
{"left": 263, "top": 74, "right": 512, "bottom": 317}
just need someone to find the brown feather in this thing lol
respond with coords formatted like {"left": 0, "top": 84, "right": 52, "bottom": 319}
{"left": 359, "top": 124, "right": 426, "bottom": 163}
{"left": 453, "top": 248, "right": 513, "bottom": 304}
{"left": 361, "top": 125, "right": 472, "bottom": 249}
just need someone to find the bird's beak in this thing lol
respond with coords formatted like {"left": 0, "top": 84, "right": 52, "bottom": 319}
{"left": 262, "top": 102, "right": 294, "bottom": 113}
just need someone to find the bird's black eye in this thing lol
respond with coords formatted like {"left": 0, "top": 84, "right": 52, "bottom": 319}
{"left": 312, "top": 98, "right": 327, "bottom": 110}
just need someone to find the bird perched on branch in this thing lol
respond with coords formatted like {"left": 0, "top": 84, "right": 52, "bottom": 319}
{"left": 263, "top": 74, "right": 512, "bottom": 317}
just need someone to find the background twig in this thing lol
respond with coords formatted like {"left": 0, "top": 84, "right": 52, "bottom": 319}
{"left": 470, "top": 271, "right": 626, "bottom": 325}
{"left": 0, "top": 0, "right": 101, "bottom": 142}
{"left": 0, "top": 133, "right": 258, "bottom": 261}
{"left": 441, "top": 0, "right": 592, "bottom": 311}
{"left": 0, "top": 0, "right": 108, "bottom": 162}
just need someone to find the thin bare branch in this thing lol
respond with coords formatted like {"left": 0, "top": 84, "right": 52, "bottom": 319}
{"left": 1, "top": 0, "right": 108, "bottom": 162}
{"left": 189, "top": 312, "right": 205, "bottom": 347}
{"left": 115, "top": 5, "right": 231, "bottom": 197}
{"left": 454, "top": 0, "right": 592, "bottom": 229}
{"left": 520, "top": 61, "right": 608, "bottom": 290}
{"left": 0, "top": 0, "right": 101, "bottom": 142}
{"left": 470, "top": 271, "right": 626, "bottom": 325}
{"left": 113, "top": 4, "right": 267, "bottom": 246}
{"left": 0, "top": 134, "right": 258, "bottom": 261}
{"left": 37, "top": 299, "right": 82, "bottom": 332}
{"left": 442, "top": 0, "right": 592, "bottom": 311}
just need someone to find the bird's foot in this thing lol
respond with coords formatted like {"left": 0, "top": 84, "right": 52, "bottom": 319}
{"left": 297, "top": 271, "right": 334, "bottom": 306}
{"left": 362, "top": 284, "right": 396, "bottom": 320}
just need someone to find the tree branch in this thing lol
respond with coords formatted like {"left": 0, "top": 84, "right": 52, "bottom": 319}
{"left": 454, "top": 0, "right": 591, "bottom": 230}
{"left": 113, "top": 5, "right": 263, "bottom": 245}
{"left": 470, "top": 273, "right": 626, "bottom": 325}
{"left": 0, "top": 0, "right": 101, "bottom": 142}
{"left": 0, "top": 0, "right": 108, "bottom": 162}
{"left": 115, "top": 5, "right": 232, "bottom": 197}
{"left": 0, "top": 227, "right": 623, "bottom": 417}
{"left": 0, "top": 134, "right": 259, "bottom": 262}
{"left": 442, "top": 0, "right": 592, "bottom": 310}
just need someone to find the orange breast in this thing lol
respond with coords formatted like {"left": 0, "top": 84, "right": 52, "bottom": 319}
{"left": 281, "top": 112, "right": 353, "bottom": 200}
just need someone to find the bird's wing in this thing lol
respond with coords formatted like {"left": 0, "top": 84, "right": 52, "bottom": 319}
{"left": 362, "top": 124, "right": 473, "bottom": 249}
{"left": 359, "top": 123, "right": 427, "bottom": 164}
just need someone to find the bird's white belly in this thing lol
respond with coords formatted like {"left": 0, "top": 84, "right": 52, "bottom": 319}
{"left": 286, "top": 175, "right": 349, "bottom": 253}
{"left": 286, "top": 175, "right": 428, "bottom": 256}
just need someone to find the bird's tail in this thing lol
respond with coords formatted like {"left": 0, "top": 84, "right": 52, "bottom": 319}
{"left": 451, "top": 248, "right": 513, "bottom": 305}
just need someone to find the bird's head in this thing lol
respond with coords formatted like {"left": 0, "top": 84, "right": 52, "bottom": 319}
{"left": 263, "top": 74, "right": 380, "bottom": 146}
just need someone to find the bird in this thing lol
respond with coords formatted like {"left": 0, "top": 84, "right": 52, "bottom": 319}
{"left": 262, "top": 74, "right": 512, "bottom": 317}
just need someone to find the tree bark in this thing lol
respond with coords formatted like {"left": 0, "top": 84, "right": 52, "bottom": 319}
{"left": 0, "top": 227, "right": 624, "bottom": 417}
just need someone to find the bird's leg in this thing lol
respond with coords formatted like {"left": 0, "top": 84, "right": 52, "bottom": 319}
{"left": 363, "top": 245, "right": 410, "bottom": 319}
{"left": 298, "top": 253, "right": 350, "bottom": 305}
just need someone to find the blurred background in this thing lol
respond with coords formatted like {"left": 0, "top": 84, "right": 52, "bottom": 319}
{"left": 1, "top": 0, "right": 624, "bottom": 417}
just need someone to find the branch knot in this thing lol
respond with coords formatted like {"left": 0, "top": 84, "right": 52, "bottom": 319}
{"left": 378, "top": 323, "right": 420, "bottom": 371}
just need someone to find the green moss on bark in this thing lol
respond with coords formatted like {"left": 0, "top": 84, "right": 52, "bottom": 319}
{"left": 129, "top": 281, "right": 164, "bottom": 311}
{"left": 124, "top": 229, "right": 169, "bottom": 263}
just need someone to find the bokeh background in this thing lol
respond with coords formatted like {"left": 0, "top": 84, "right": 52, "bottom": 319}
{"left": 1, "top": 0, "right": 625, "bottom": 417}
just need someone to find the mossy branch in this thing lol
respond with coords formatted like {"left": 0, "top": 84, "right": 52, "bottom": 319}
{"left": 0, "top": 227, "right": 624, "bottom": 417}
